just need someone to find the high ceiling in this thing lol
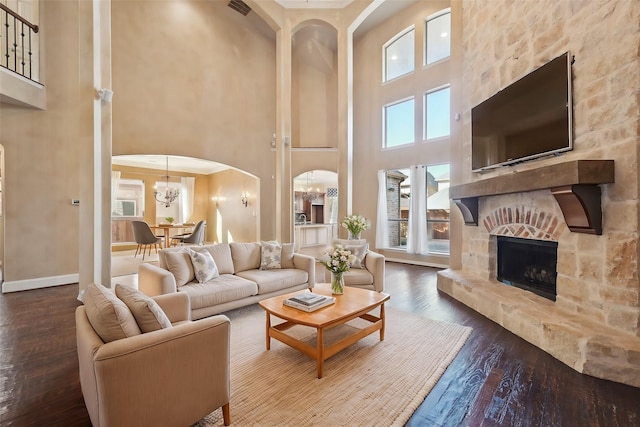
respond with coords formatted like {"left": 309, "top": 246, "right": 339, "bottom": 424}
{"left": 275, "top": 0, "right": 353, "bottom": 9}
{"left": 112, "top": 155, "right": 229, "bottom": 175}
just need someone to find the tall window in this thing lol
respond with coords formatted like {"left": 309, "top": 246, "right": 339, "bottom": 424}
{"left": 424, "top": 86, "right": 450, "bottom": 140}
{"left": 425, "top": 9, "right": 451, "bottom": 65}
{"left": 383, "top": 27, "right": 414, "bottom": 82}
{"left": 384, "top": 98, "right": 415, "bottom": 148}
{"left": 384, "top": 164, "right": 450, "bottom": 255}
{"left": 426, "top": 164, "right": 450, "bottom": 254}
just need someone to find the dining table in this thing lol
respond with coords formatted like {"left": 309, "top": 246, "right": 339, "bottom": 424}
{"left": 150, "top": 223, "right": 195, "bottom": 248}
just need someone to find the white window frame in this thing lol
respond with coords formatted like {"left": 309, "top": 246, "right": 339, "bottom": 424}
{"left": 424, "top": 8, "right": 451, "bottom": 67}
{"left": 382, "top": 25, "right": 415, "bottom": 83}
{"left": 383, "top": 97, "right": 415, "bottom": 149}
{"left": 423, "top": 84, "right": 451, "bottom": 141}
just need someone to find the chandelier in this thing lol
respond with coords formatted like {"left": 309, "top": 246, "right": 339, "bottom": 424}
{"left": 300, "top": 172, "right": 315, "bottom": 201}
{"left": 154, "top": 156, "right": 180, "bottom": 208}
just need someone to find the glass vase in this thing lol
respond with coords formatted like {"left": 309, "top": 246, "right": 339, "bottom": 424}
{"left": 331, "top": 272, "right": 345, "bottom": 295}
{"left": 348, "top": 230, "right": 361, "bottom": 240}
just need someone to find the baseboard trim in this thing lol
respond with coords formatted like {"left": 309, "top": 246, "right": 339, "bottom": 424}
{"left": 385, "top": 257, "right": 449, "bottom": 269}
{"left": 2, "top": 273, "right": 79, "bottom": 293}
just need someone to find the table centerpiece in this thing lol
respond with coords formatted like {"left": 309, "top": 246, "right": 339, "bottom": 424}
{"left": 321, "top": 244, "right": 356, "bottom": 295}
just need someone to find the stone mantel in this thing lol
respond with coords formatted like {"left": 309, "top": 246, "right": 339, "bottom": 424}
{"left": 450, "top": 160, "right": 615, "bottom": 234}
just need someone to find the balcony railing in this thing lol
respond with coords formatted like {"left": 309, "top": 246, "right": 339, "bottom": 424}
{"left": 0, "top": 3, "right": 39, "bottom": 81}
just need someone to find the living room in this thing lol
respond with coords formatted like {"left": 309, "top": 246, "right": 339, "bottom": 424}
{"left": 1, "top": 0, "right": 640, "bottom": 425}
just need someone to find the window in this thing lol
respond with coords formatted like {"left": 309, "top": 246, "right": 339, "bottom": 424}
{"left": 386, "top": 168, "right": 410, "bottom": 248}
{"left": 112, "top": 179, "right": 144, "bottom": 217}
{"left": 425, "top": 9, "right": 451, "bottom": 65}
{"left": 384, "top": 98, "right": 415, "bottom": 148}
{"left": 426, "top": 164, "right": 450, "bottom": 255}
{"left": 424, "top": 86, "right": 450, "bottom": 140}
{"left": 383, "top": 164, "right": 450, "bottom": 255}
{"left": 384, "top": 27, "right": 414, "bottom": 82}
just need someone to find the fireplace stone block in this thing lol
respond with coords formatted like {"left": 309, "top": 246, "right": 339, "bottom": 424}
{"left": 438, "top": 268, "right": 640, "bottom": 387}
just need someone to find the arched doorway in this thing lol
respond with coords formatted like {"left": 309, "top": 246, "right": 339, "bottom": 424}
{"left": 110, "top": 154, "right": 259, "bottom": 279}
{"left": 292, "top": 170, "right": 338, "bottom": 258}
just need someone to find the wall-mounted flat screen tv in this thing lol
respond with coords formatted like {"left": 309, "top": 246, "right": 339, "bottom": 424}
{"left": 471, "top": 52, "right": 573, "bottom": 172}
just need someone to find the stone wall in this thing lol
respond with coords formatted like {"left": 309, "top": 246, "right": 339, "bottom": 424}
{"left": 439, "top": 0, "right": 640, "bottom": 386}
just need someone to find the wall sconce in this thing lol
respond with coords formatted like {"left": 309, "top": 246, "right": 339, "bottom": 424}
{"left": 241, "top": 192, "right": 248, "bottom": 208}
{"left": 97, "top": 88, "right": 114, "bottom": 103}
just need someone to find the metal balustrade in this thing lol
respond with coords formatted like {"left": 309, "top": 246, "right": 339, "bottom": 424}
{"left": 0, "top": 3, "right": 39, "bottom": 81}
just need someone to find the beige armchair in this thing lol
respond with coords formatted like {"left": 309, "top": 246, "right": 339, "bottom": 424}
{"left": 76, "top": 291, "right": 231, "bottom": 427}
{"left": 324, "top": 239, "right": 385, "bottom": 292}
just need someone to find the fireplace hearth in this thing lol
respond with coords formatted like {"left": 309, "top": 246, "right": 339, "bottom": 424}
{"left": 497, "top": 236, "right": 558, "bottom": 301}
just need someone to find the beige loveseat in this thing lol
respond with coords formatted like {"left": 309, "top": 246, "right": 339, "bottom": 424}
{"left": 323, "top": 239, "right": 386, "bottom": 292}
{"left": 138, "top": 242, "right": 316, "bottom": 319}
{"left": 76, "top": 284, "right": 230, "bottom": 427}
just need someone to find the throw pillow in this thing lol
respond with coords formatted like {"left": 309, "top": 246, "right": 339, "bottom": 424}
{"left": 260, "top": 241, "right": 282, "bottom": 270}
{"left": 188, "top": 248, "right": 220, "bottom": 283}
{"left": 280, "top": 243, "right": 295, "bottom": 269}
{"left": 230, "top": 242, "right": 261, "bottom": 272}
{"left": 83, "top": 283, "right": 141, "bottom": 343}
{"left": 115, "top": 284, "right": 172, "bottom": 333}
{"left": 345, "top": 243, "right": 368, "bottom": 269}
{"left": 164, "top": 250, "right": 195, "bottom": 286}
{"left": 203, "top": 244, "right": 234, "bottom": 274}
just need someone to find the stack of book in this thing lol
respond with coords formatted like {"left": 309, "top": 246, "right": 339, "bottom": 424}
{"left": 283, "top": 292, "right": 336, "bottom": 312}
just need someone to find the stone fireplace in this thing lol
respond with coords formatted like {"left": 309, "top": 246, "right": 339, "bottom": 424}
{"left": 439, "top": 0, "right": 640, "bottom": 388}
{"left": 439, "top": 162, "right": 640, "bottom": 388}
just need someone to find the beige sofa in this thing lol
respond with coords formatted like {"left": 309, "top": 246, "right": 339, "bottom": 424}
{"left": 76, "top": 285, "right": 230, "bottom": 427}
{"left": 138, "top": 242, "right": 316, "bottom": 319}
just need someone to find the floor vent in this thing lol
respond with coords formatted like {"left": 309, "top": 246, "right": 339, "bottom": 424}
{"left": 228, "top": 0, "right": 252, "bottom": 16}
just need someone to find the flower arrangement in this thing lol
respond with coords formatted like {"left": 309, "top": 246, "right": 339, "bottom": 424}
{"left": 165, "top": 217, "right": 175, "bottom": 224}
{"left": 321, "top": 244, "right": 356, "bottom": 274}
{"left": 321, "top": 244, "right": 356, "bottom": 294}
{"left": 342, "top": 214, "right": 369, "bottom": 237}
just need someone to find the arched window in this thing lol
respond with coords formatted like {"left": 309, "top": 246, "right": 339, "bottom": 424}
{"left": 425, "top": 9, "right": 451, "bottom": 65}
{"left": 383, "top": 26, "right": 414, "bottom": 82}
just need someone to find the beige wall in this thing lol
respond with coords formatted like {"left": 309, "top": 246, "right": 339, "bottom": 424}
{"left": 111, "top": 0, "right": 278, "bottom": 239}
{"left": 0, "top": 0, "right": 86, "bottom": 284}
{"left": 352, "top": 0, "right": 458, "bottom": 266}
{"left": 208, "top": 169, "right": 259, "bottom": 243}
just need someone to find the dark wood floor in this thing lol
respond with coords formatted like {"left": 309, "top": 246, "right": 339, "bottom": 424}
{"left": 1, "top": 263, "right": 639, "bottom": 426}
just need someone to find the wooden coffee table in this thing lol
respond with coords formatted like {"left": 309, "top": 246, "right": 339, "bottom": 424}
{"left": 258, "top": 283, "right": 390, "bottom": 378}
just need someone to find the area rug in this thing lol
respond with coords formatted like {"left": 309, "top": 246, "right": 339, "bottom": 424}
{"left": 111, "top": 250, "right": 159, "bottom": 277}
{"left": 197, "top": 307, "right": 472, "bottom": 426}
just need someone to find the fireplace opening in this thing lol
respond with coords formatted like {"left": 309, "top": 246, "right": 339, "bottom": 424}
{"left": 497, "top": 236, "right": 558, "bottom": 301}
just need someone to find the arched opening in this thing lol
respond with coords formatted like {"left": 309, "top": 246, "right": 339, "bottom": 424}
{"left": 292, "top": 169, "right": 338, "bottom": 258}
{"left": 110, "top": 154, "right": 259, "bottom": 279}
{"left": 291, "top": 22, "right": 338, "bottom": 149}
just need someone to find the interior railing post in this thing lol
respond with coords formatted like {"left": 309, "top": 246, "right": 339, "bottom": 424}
{"left": 12, "top": 15, "right": 16, "bottom": 72}
{"left": 20, "top": 21, "right": 25, "bottom": 75}
{"left": 4, "top": 10, "right": 9, "bottom": 68}
{"left": 28, "top": 24, "right": 32, "bottom": 79}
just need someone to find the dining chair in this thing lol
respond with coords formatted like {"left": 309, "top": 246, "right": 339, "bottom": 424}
{"left": 172, "top": 220, "right": 206, "bottom": 246}
{"left": 131, "top": 220, "right": 164, "bottom": 260}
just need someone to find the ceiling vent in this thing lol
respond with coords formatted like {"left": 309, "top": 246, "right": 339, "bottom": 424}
{"left": 228, "top": 0, "right": 252, "bottom": 16}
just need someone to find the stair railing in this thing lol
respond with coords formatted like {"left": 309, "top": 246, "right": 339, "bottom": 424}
{"left": 0, "top": 3, "right": 39, "bottom": 81}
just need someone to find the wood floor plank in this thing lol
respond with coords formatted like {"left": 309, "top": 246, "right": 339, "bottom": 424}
{"left": 1, "top": 263, "right": 639, "bottom": 426}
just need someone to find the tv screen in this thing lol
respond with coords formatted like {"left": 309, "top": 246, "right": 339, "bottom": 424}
{"left": 471, "top": 52, "right": 573, "bottom": 172}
